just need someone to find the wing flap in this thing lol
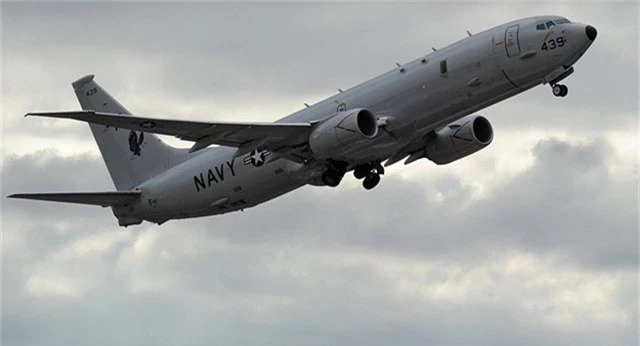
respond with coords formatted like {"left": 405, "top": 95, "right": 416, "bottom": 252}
{"left": 26, "top": 111, "right": 313, "bottom": 153}
{"left": 8, "top": 191, "right": 141, "bottom": 207}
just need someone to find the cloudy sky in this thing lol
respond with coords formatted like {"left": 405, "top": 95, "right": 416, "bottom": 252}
{"left": 1, "top": 2, "right": 638, "bottom": 345}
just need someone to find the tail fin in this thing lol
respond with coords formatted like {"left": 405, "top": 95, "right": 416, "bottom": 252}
{"left": 72, "top": 75, "right": 190, "bottom": 190}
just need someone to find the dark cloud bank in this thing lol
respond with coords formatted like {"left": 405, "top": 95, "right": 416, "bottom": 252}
{"left": 2, "top": 137, "right": 637, "bottom": 346}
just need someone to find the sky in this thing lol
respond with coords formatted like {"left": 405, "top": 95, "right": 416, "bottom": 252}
{"left": 1, "top": 2, "right": 638, "bottom": 346}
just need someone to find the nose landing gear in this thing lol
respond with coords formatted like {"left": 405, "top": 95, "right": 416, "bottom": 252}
{"left": 354, "top": 161, "right": 384, "bottom": 190}
{"left": 552, "top": 84, "right": 568, "bottom": 97}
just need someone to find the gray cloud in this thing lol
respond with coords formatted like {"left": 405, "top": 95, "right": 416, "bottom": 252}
{"left": 2, "top": 136, "right": 636, "bottom": 346}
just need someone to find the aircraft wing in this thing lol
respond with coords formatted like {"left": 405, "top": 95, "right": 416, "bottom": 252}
{"left": 7, "top": 191, "right": 141, "bottom": 207}
{"left": 26, "top": 111, "right": 314, "bottom": 156}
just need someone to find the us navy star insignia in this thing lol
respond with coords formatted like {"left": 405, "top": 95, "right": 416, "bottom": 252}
{"left": 244, "top": 149, "right": 271, "bottom": 167}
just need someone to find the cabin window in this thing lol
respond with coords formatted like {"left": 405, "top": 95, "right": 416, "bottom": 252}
{"left": 440, "top": 60, "right": 448, "bottom": 75}
{"left": 545, "top": 21, "right": 556, "bottom": 29}
{"left": 536, "top": 23, "right": 545, "bottom": 30}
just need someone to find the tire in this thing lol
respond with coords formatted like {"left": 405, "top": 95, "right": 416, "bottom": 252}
{"left": 362, "top": 174, "right": 381, "bottom": 190}
{"left": 560, "top": 85, "right": 568, "bottom": 97}
{"left": 353, "top": 164, "right": 371, "bottom": 179}
{"left": 322, "top": 171, "right": 341, "bottom": 187}
{"left": 552, "top": 84, "right": 562, "bottom": 97}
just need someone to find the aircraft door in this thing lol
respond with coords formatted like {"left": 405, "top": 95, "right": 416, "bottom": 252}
{"left": 505, "top": 25, "right": 521, "bottom": 57}
{"left": 493, "top": 23, "right": 528, "bottom": 88}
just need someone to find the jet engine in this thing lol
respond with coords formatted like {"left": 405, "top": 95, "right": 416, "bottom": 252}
{"left": 425, "top": 115, "right": 493, "bottom": 165}
{"left": 309, "top": 108, "right": 378, "bottom": 160}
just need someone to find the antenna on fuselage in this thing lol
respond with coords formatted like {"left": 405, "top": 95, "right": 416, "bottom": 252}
{"left": 432, "top": 47, "right": 437, "bottom": 52}
{"left": 467, "top": 30, "right": 473, "bottom": 36}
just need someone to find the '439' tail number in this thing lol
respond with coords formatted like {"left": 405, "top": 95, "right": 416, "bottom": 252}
{"left": 542, "top": 37, "right": 566, "bottom": 51}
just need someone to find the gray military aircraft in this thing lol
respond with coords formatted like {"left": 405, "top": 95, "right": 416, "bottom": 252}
{"left": 9, "top": 16, "right": 597, "bottom": 226}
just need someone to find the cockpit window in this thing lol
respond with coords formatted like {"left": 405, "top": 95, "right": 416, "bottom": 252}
{"left": 537, "top": 19, "right": 569, "bottom": 30}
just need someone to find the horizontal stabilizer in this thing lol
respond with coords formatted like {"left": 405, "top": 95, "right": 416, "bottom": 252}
{"left": 7, "top": 191, "right": 141, "bottom": 207}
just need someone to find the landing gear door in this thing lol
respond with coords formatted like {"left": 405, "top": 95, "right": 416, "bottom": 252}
{"left": 505, "top": 25, "right": 520, "bottom": 57}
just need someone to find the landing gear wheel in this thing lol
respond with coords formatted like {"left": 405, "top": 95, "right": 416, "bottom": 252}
{"left": 322, "top": 170, "right": 342, "bottom": 187}
{"left": 322, "top": 160, "right": 347, "bottom": 187}
{"left": 353, "top": 164, "right": 372, "bottom": 179}
{"left": 552, "top": 84, "right": 568, "bottom": 97}
{"left": 362, "top": 173, "right": 381, "bottom": 190}
{"left": 560, "top": 85, "right": 568, "bottom": 97}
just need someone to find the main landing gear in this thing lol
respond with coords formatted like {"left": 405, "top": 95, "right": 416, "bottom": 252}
{"left": 321, "top": 161, "right": 347, "bottom": 187}
{"left": 552, "top": 83, "right": 568, "bottom": 97}
{"left": 321, "top": 160, "right": 384, "bottom": 190}
{"left": 353, "top": 161, "right": 384, "bottom": 190}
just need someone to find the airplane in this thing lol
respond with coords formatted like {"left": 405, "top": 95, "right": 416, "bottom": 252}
{"left": 8, "top": 15, "right": 597, "bottom": 226}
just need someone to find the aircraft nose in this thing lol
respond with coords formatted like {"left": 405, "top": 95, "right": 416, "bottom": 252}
{"left": 585, "top": 25, "right": 597, "bottom": 41}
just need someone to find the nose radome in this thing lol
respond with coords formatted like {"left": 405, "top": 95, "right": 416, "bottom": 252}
{"left": 586, "top": 25, "right": 597, "bottom": 41}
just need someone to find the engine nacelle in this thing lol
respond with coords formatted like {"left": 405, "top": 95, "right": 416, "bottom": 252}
{"left": 425, "top": 115, "right": 493, "bottom": 165}
{"left": 309, "top": 108, "right": 378, "bottom": 160}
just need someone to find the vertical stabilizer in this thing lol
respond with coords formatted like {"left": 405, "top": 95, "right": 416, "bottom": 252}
{"left": 72, "top": 75, "right": 190, "bottom": 190}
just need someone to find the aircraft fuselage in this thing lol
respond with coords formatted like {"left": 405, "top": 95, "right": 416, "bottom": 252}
{"left": 124, "top": 15, "right": 595, "bottom": 224}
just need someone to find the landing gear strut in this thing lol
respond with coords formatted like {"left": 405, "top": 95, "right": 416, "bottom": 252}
{"left": 354, "top": 161, "right": 384, "bottom": 190}
{"left": 552, "top": 84, "right": 568, "bottom": 97}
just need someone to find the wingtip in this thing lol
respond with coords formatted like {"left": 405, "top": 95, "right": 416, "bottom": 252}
{"left": 24, "top": 112, "right": 46, "bottom": 117}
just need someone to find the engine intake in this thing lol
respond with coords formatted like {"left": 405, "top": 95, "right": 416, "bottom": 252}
{"left": 425, "top": 115, "right": 493, "bottom": 165}
{"left": 309, "top": 108, "right": 378, "bottom": 160}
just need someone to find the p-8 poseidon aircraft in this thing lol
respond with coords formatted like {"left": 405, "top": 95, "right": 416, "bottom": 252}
{"left": 9, "top": 16, "right": 597, "bottom": 226}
